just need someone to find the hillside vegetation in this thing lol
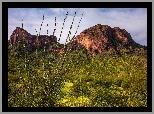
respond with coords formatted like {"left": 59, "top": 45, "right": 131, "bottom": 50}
{"left": 8, "top": 45, "right": 147, "bottom": 107}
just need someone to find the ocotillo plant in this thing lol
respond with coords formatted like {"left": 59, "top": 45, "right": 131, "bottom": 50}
{"left": 53, "top": 12, "right": 84, "bottom": 106}
{"left": 45, "top": 12, "right": 84, "bottom": 106}
{"left": 21, "top": 20, "right": 30, "bottom": 77}
{"left": 58, "top": 12, "right": 68, "bottom": 42}
{"left": 55, "top": 11, "right": 84, "bottom": 76}
{"left": 13, "top": 11, "right": 84, "bottom": 107}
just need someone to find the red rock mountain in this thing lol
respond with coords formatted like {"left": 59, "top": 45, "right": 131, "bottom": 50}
{"left": 8, "top": 27, "right": 58, "bottom": 52}
{"left": 8, "top": 25, "right": 146, "bottom": 56}
{"left": 67, "top": 24, "right": 146, "bottom": 56}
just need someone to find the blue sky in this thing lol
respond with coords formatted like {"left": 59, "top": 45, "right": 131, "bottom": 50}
{"left": 8, "top": 8, "right": 147, "bottom": 46}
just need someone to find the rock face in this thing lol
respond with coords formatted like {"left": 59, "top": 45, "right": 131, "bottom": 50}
{"left": 68, "top": 24, "right": 146, "bottom": 56}
{"left": 8, "top": 25, "right": 147, "bottom": 56}
{"left": 8, "top": 27, "right": 58, "bottom": 52}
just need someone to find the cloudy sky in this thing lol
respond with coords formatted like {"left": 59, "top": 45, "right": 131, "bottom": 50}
{"left": 8, "top": 8, "right": 147, "bottom": 46}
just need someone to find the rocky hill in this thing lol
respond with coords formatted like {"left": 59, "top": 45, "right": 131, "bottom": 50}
{"left": 66, "top": 24, "right": 147, "bottom": 56}
{"left": 8, "top": 27, "right": 59, "bottom": 52}
{"left": 8, "top": 25, "right": 147, "bottom": 56}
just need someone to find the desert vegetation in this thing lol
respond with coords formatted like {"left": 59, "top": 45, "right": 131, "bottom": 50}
{"left": 8, "top": 12, "right": 147, "bottom": 107}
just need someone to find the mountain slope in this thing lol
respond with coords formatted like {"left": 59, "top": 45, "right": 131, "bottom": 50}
{"left": 8, "top": 24, "right": 147, "bottom": 57}
{"left": 67, "top": 24, "right": 147, "bottom": 56}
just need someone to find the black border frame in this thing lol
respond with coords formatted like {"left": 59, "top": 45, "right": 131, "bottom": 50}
{"left": 3, "top": 2, "right": 152, "bottom": 112}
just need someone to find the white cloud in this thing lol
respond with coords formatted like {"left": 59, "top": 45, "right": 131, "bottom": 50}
{"left": 50, "top": 8, "right": 65, "bottom": 14}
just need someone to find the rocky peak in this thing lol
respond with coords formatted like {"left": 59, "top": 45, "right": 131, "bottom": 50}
{"left": 8, "top": 27, "right": 58, "bottom": 52}
{"left": 8, "top": 25, "right": 146, "bottom": 56}
{"left": 69, "top": 24, "right": 146, "bottom": 56}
